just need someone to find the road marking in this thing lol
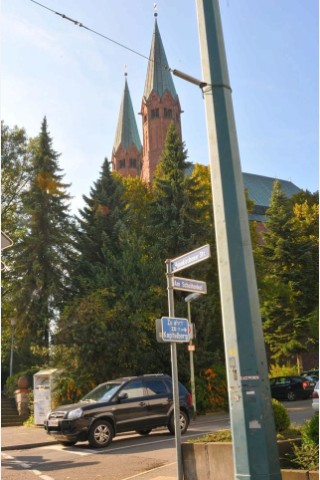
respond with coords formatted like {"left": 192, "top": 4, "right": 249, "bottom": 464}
{"left": 38, "top": 444, "right": 92, "bottom": 456}
{"left": 120, "top": 462, "right": 176, "bottom": 480}
{"left": 1, "top": 453, "right": 55, "bottom": 480}
{"left": 37, "top": 418, "right": 230, "bottom": 457}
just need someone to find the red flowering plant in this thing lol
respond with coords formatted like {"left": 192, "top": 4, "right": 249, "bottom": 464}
{"left": 195, "top": 365, "right": 228, "bottom": 413}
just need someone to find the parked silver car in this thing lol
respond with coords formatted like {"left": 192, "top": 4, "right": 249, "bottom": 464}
{"left": 312, "top": 381, "right": 319, "bottom": 412}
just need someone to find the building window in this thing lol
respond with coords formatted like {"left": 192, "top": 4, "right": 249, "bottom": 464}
{"left": 164, "top": 108, "right": 172, "bottom": 119}
{"left": 151, "top": 108, "right": 159, "bottom": 119}
{"left": 129, "top": 158, "right": 137, "bottom": 169}
{"left": 119, "top": 159, "right": 125, "bottom": 169}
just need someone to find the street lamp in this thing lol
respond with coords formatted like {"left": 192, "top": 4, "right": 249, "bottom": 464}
{"left": 9, "top": 317, "right": 17, "bottom": 377}
{"left": 185, "top": 292, "right": 201, "bottom": 416}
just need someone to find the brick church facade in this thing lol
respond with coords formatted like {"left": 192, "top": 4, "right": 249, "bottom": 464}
{"left": 111, "top": 15, "right": 300, "bottom": 220}
{"left": 111, "top": 14, "right": 181, "bottom": 183}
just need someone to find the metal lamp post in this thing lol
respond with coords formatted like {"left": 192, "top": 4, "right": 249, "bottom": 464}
{"left": 195, "top": 1, "right": 282, "bottom": 478}
{"left": 185, "top": 292, "right": 201, "bottom": 416}
{"left": 9, "top": 317, "right": 17, "bottom": 377}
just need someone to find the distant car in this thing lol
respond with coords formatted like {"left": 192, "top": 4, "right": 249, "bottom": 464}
{"left": 302, "top": 375, "right": 317, "bottom": 390}
{"left": 44, "top": 374, "right": 194, "bottom": 448}
{"left": 312, "top": 381, "right": 319, "bottom": 411}
{"left": 302, "top": 369, "right": 319, "bottom": 382}
{"left": 269, "top": 376, "right": 314, "bottom": 401}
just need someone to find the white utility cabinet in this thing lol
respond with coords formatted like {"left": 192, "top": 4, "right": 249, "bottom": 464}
{"left": 33, "top": 369, "right": 59, "bottom": 425}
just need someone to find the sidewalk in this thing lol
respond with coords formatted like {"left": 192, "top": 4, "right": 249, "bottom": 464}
{"left": 1, "top": 424, "right": 58, "bottom": 451}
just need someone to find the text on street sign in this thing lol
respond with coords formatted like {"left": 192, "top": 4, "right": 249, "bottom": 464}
{"left": 170, "top": 244, "right": 210, "bottom": 273}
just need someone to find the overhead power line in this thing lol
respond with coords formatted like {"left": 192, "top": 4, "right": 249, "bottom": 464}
{"left": 28, "top": 0, "right": 207, "bottom": 90}
{"left": 29, "top": 0, "right": 151, "bottom": 62}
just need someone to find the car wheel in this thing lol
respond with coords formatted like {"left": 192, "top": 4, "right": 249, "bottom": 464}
{"left": 136, "top": 429, "right": 152, "bottom": 435}
{"left": 88, "top": 420, "right": 114, "bottom": 448}
{"left": 287, "top": 391, "right": 296, "bottom": 401}
{"left": 59, "top": 441, "right": 77, "bottom": 447}
{"left": 168, "top": 410, "right": 189, "bottom": 435}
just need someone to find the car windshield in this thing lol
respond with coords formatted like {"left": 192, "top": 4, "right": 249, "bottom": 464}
{"left": 81, "top": 383, "right": 122, "bottom": 402}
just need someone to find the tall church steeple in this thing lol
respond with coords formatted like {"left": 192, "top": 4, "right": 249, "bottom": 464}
{"left": 112, "top": 74, "right": 142, "bottom": 177}
{"left": 140, "top": 14, "right": 182, "bottom": 182}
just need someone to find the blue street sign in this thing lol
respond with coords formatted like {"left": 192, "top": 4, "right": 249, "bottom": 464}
{"left": 173, "top": 276, "right": 207, "bottom": 294}
{"left": 170, "top": 244, "right": 211, "bottom": 273}
{"left": 161, "top": 317, "right": 190, "bottom": 343}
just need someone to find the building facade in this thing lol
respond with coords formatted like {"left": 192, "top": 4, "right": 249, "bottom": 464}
{"left": 111, "top": 15, "right": 301, "bottom": 216}
{"left": 112, "top": 15, "right": 181, "bottom": 183}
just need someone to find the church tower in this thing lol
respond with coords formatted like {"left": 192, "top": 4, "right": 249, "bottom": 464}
{"left": 140, "top": 14, "right": 182, "bottom": 183}
{"left": 112, "top": 74, "right": 142, "bottom": 177}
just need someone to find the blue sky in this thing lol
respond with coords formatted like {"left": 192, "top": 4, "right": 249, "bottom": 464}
{"left": 2, "top": 0, "right": 319, "bottom": 212}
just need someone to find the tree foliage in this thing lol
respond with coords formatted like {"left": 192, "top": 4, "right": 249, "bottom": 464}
{"left": 3, "top": 118, "right": 74, "bottom": 370}
{"left": 258, "top": 182, "right": 318, "bottom": 369}
{"left": 1, "top": 118, "right": 318, "bottom": 394}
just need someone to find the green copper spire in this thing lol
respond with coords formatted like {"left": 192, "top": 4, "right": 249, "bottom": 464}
{"left": 143, "top": 17, "right": 177, "bottom": 100}
{"left": 114, "top": 75, "right": 142, "bottom": 152}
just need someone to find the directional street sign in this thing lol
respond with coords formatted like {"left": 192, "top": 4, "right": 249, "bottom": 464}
{"left": 161, "top": 317, "right": 191, "bottom": 343}
{"left": 1, "top": 231, "right": 13, "bottom": 250}
{"left": 1, "top": 231, "right": 13, "bottom": 271}
{"left": 173, "top": 276, "right": 207, "bottom": 294}
{"left": 169, "top": 244, "right": 210, "bottom": 273}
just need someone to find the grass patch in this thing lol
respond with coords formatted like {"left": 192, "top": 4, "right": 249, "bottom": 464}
{"left": 188, "top": 427, "right": 302, "bottom": 444}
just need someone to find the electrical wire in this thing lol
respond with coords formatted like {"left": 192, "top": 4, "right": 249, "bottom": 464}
{"left": 29, "top": 0, "right": 165, "bottom": 68}
{"left": 27, "top": 0, "right": 208, "bottom": 89}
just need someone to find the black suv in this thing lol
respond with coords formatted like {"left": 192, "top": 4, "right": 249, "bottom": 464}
{"left": 44, "top": 374, "right": 194, "bottom": 448}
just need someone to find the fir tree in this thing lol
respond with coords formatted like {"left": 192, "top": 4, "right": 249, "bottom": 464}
{"left": 1, "top": 121, "right": 33, "bottom": 377}
{"left": 259, "top": 181, "right": 317, "bottom": 369}
{"left": 73, "top": 158, "right": 125, "bottom": 293}
{"left": 11, "top": 117, "right": 74, "bottom": 360}
{"left": 149, "top": 122, "right": 207, "bottom": 258}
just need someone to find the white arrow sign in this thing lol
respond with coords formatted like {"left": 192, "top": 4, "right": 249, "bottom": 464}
{"left": 1, "top": 231, "right": 13, "bottom": 250}
{"left": 169, "top": 244, "right": 211, "bottom": 273}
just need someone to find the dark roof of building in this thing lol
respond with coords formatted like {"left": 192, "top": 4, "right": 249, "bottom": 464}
{"left": 187, "top": 165, "right": 301, "bottom": 222}
{"left": 243, "top": 172, "right": 301, "bottom": 208}
{"left": 113, "top": 76, "right": 142, "bottom": 152}
{"left": 143, "top": 18, "right": 178, "bottom": 101}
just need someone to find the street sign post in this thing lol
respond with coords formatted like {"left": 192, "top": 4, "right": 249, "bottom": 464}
{"left": 170, "top": 244, "right": 210, "bottom": 273}
{"left": 156, "top": 318, "right": 194, "bottom": 344}
{"left": 161, "top": 317, "right": 192, "bottom": 343}
{"left": 173, "top": 276, "right": 207, "bottom": 294}
{"left": 165, "top": 244, "right": 210, "bottom": 480}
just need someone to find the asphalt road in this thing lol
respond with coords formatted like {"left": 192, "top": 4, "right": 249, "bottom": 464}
{"left": 1, "top": 399, "right": 314, "bottom": 480}
{"left": 1, "top": 414, "right": 229, "bottom": 480}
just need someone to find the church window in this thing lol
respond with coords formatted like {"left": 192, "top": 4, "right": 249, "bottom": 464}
{"left": 164, "top": 108, "right": 172, "bottom": 119}
{"left": 129, "top": 158, "right": 137, "bottom": 168}
{"left": 151, "top": 108, "right": 159, "bottom": 119}
{"left": 119, "top": 159, "right": 125, "bottom": 169}
{"left": 144, "top": 115, "right": 147, "bottom": 123}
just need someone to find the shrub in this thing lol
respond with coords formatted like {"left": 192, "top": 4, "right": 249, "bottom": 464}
{"left": 52, "top": 372, "right": 95, "bottom": 407}
{"left": 269, "top": 363, "right": 298, "bottom": 377}
{"left": 291, "top": 442, "right": 319, "bottom": 470}
{"left": 23, "top": 415, "right": 35, "bottom": 426}
{"left": 195, "top": 366, "right": 228, "bottom": 413}
{"left": 301, "top": 412, "right": 319, "bottom": 446}
{"left": 4, "top": 367, "right": 38, "bottom": 398}
{"left": 285, "top": 413, "right": 319, "bottom": 471}
{"left": 272, "top": 399, "right": 290, "bottom": 433}
{"left": 4, "top": 374, "right": 20, "bottom": 398}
